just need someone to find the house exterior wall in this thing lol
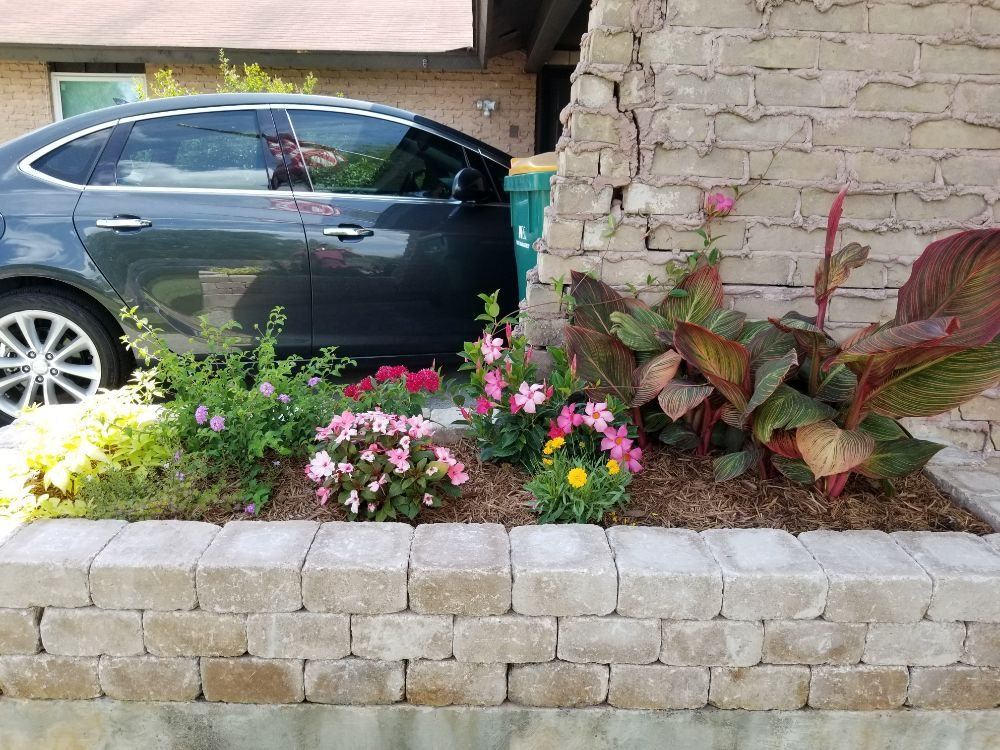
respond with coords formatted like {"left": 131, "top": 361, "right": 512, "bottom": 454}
{"left": 0, "top": 61, "right": 54, "bottom": 143}
{"left": 530, "top": 0, "right": 1000, "bottom": 451}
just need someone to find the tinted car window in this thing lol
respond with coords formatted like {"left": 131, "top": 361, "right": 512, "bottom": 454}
{"left": 116, "top": 110, "right": 268, "bottom": 190}
{"left": 287, "top": 110, "right": 467, "bottom": 199}
{"left": 480, "top": 154, "right": 510, "bottom": 203}
{"left": 31, "top": 128, "right": 111, "bottom": 185}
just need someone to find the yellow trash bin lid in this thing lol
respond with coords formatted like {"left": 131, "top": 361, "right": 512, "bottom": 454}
{"left": 509, "top": 151, "right": 557, "bottom": 175}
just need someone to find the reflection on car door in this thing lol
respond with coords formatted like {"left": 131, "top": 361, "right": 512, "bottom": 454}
{"left": 274, "top": 107, "right": 515, "bottom": 360}
{"left": 72, "top": 107, "right": 311, "bottom": 355}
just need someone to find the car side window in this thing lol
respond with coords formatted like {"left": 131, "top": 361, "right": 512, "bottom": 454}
{"left": 115, "top": 110, "right": 268, "bottom": 190}
{"left": 286, "top": 110, "right": 468, "bottom": 199}
{"left": 31, "top": 128, "right": 111, "bottom": 186}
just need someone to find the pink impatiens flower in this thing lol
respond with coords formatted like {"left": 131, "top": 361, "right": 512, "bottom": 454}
{"left": 345, "top": 489, "right": 360, "bottom": 514}
{"left": 447, "top": 462, "right": 470, "bottom": 486}
{"left": 483, "top": 369, "right": 507, "bottom": 401}
{"left": 583, "top": 402, "right": 614, "bottom": 433}
{"left": 704, "top": 192, "right": 735, "bottom": 217}
{"left": 308, "top": 450, "right": 335, "bottom": 480}
{"left": 601, "top": 426, "right": 634, "bottom": 461}
{"left": 481, "top": 335, "right": 504, "bottom": 364}
{"left": 316, "top": 486, "right": 331, "bottom": 506}
{"left": 510, "top": 382, "right": 547, "bottom": 414}
{"left": 386, "top": 447, "right": 410, "bottom": 473}
{"left": 423, "top": 492, "right": 435, "bottom": 507}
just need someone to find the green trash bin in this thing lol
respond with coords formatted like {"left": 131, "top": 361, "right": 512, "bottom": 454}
{"left": 504, "top": 152, "right": 557, "bottom": 300}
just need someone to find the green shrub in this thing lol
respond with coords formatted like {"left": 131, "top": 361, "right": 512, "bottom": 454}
{"left": 524, "top": 449, "right": 631, "bottom": 524}
{"left": 145, "top": 50, "right": 318, "bottom": 98}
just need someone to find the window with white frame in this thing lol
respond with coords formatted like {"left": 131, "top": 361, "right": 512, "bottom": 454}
{"left": 51, "top": 72, "right": 146, "bottom": 120}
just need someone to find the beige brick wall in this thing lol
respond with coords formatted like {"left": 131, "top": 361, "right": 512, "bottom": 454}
{"left": 148, "top": 52, "right": 537, "bottom": 155}
{"left": 0, "top": 60, "right": 53, "bottom": 143}
{"left": 532, "top": 0, "right": 1000, "bottom": 449}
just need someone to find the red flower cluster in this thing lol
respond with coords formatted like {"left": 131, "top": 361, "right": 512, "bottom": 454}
{"left": 405, "top": 368, "right": 441, "bottom": 394}
{"left": 375, "top": 364, "right": 408, "bottom": 383}
{"left": 343, "top": 376, "right": 375, "bottom": 400}
{"left": 343, "top": 367, "right": 441, "bottom": 400}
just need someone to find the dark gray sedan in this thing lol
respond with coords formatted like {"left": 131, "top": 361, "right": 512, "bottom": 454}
{"left": 0, "top": 93, "right": 517, "bottom": 421}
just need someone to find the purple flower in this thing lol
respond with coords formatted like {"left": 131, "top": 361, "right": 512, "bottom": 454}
{"left": 307, "top": 376, "right": 321, "bottom": 388}
{"left": 209, "top": 415, "right": 226, "bottom": 432}
{"left": 195, "top": 405, "right": 209, "bottom": 425}
{"left": 278, "top": 393, "right": 291, "bottom": 403}
{"left": 259, "top": 382, "right": 275, "bottom": 397}
{"left": 244, "top": 503, "right": 256, "bottom": 515}
{"left": 175, "top": 471, "right": 186, "bottom": 481}
{"left": 173, "top": 449, "right": 183, "bottom": 463}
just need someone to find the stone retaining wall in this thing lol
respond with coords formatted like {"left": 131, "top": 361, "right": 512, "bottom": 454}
{"left": 1, "top": 519, "right": 1000, "bottom": 717}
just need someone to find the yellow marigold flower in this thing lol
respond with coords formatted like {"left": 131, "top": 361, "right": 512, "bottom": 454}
{"left": 606, "top": 459, "right": 620, "bottom": 475}
{"left": 550, "top": 436, "right": 565, "bottom": 449}
{"left": 542, "top": 458, "right": 553, "bottom": 466}
{"left": 567, "top": 467, "right": 588, "bottom": 489}
{"left": 542, "top": 445, "right": 553, "bottom": 455}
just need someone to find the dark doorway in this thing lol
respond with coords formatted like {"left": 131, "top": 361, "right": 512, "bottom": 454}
{"left": 535, "top": 66, "right": 574, "bottom": 153}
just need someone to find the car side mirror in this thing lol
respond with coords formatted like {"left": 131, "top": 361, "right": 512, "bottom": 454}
{"left": 452, "top": 167, "right": 491, "bottom": 203}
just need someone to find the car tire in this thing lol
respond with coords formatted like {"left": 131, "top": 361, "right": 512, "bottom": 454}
{"left": 0, "top": 287, "right": 128, "bottom": 425}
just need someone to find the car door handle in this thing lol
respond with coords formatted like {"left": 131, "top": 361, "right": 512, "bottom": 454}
{"left": 323, "top": 227, "right": 373, "bottom": 238}
{"left": 96, "top": 218, "right": 153, "bottom": 230}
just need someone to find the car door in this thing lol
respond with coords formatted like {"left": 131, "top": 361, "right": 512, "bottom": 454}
{"left": 274, "top": 106, "right": 516, "bottom": 360}
{"left": 72, "top": 106, "right": 311, "bottom": 355}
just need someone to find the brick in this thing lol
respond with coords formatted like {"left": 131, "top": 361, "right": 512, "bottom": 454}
{"left": 508, "top": 662, "right": 609, "bottom": 707}
{"left": 599, "top": 148, "right": 633, "bottom": 182}
{"left": 638, "top": 29, "right": 707, "bottom": 65}
{"left": 972, "top": 6, "right": 1000, "bottom": 34}
{"left": 510, "top": 525, "right": 618, "bottom": 616}
{"left": 828, "top": 292, "right": 896, "bottom": 323}
{"left": 769, "top": 2, "right": 865, "bottom": 32}
{"left": 801, "top": 189, "right": 893, "bottom": 220}
{"left": 351, "top": 613, "right": 453, "bottom": 661}
{"left": 656, "top": 72, "right": 749, "bottom": 105}
{"left": 709, "top": 665, "right": 809, "bottom": 710}
{"left": 660, "top": 620, "right": 764, "bottom": 666}
{"left": 0, "top": 608, "right": 40, "bottom": 655}
{"left": 585, "top": 30, "right": 634, "bottom": 65}
{"left": 589, "top": 0, "right": 633, "bottom": 29}
{"left": 558, "top": 615, "right": 660, "bottom": 664}
{"left": 907, "top": 666, "right": 1000, "bottom": 709}
{"left": 582, "top": 217, "right": 647, "bottom": 253}
{"left": 841, "top": 227, "right": 929, "bottom": 257}
{"left": 537, "top": 253, "right": 599, "bottom": 282}
{"left": 809, "top": 665, "right": 909, "bottom": 710}
{"left": 798, "top": 530, "right": 931, "bottom": 622}
{"left": 763, "top": 621, "right": 866, "bottom": 665}
{"left": 702, "top": 529, "right": 827, "bottom": 620}
{"left": 720, "top": 255, "right": 793, "bottom": 285}
{"left": 921, "top": 44, "right": 1000, "bottom": 75}
{"left": 864, "top": 622, "right": 965, "bottom": 666}
{"left": 143, "top": 611, "right": 247, "bottom": 657}
{"left": 201, "top": 656, "right": 303, "bottom": 704}
{"left": 557, "top": 150, "right": 599, "bottom": 179}
{"left": 0, "top": 519, "right": 124, "bottom": 608}
{"left": 98, "top": 655, "right": 200, "bottom": 702}
{"left": 406, "top": 660, "right": 506, "bottom": 706}
{"left": 961, "top": 394, "right": 1000, "bottom": 421}
{"left": 571, "top": 74, "right": 615, "bottom": 108}
{"left": 718, "top": 36, "right": 817, "bottom": 69}
{"left": 856, "top": 82, "right": 951, "bottom": 114}
{"left": 896, "top": 193, "right": 987, "bottom": 223}
{"left": 729, "top": 185, "right": 798, "bottom": 217}
{"left": 623, "top": 183, "right": 703, "bottom": 215}
{"left": 668, "top": 0, "right": 763, "bottom": 28}
{"left": 608, "top": 664, "right": 709, "bottom": 709}
{"left": 40, "top": 607, "right": 143, "bottom": 657}
{"left": 820, "top": 37, "right": 917, "bottom": 72}
{"left": 750, "top": 149, "right": 839, "bottom": 181}
{"left": 755, "top": 72, "right": 852, "bottom": 107}
{"left": 571, "top": 112, "right": 621, "bottom": 144}
{"left": 305, "top": 658, "right": 404, "bottom": 704}
{"left": 0, "top": 654, "right": 101, "bottom": 699}
{"left": 454, "top": 615, "right": 556, "bottom": 663}
{"left": 744, "top": 225, "right": 822, "bottom": 255}
{"left": 892, "top": 532, "right": 1000, "bottom": 622}
{"left": 90, "top": 520, "right": 219, "bottom": 611}
{"left": 608, "top": 526, "right": 723, "bottom": 620}
{"left": 648, "top": 220, "right": 747, "bottom": 252}
{"left": 870, "top": 3, "right": 969, "bottom": 34}
{"left": 246, "top": 612, "right": 350, "bottom": 660}
{"left": 912, "top": 120, "right": 1000, "bottom": 150}
{"left": 814, "top": 117, "right": 909, "bottom": 149}
{"left": 543, "top": 217, "right": 587, "bottom": 251}
{"left": 197, "top": 521, "right": 318, "bottom": 613}
{"left": 715, "top": 114, "right": 809, "bottom": 144}
{"left": 727, "top": 284, "right": 818, "bottom": 319}
{"left": 552, "top": 181, "right": 613, "bottom": 215}
{"left": 964, "top": 624, "right": 1000, "bottom": 667}
{"left": 644, "top": 108, "right": 712, "bottom": 142}
{"left": 847, "top": 152, "right": 936, "bottom": 184}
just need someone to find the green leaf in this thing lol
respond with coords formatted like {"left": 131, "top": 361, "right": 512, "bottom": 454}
{"left": 796, "top": 420, "right": 875, "bottom": 479}
{"left": 859, "top": 414, "right": 907, "bottom": 441}
{"left": 570, "top": 271, "right": 630, "bottom": 336}
{"left": 610, "top": 311, "right": 665, "bottom": 353}
{"left": 713, "top": 449, "right": 759, "bottom": 482}
{"left": 657, "top": 379, "right": 714, "bottom": 420}
{"left": 701, "top": 308, "right": 747, "bottom": 340}
{"left": 857, "top": 438, "right": 944, "bottom": 479}
{"left": 631, "top": 350, "right": 682, "bottom": 407}
{"left": 815, "top": 362, "right": 857, "bottom": 402}
{"left": 771, "top": 456, "right": 816, "bottom": 484}
{"left": 833, "top": 317, "right": 959, "bottom": 363}
{"left": 659, "top": 422, "right": 699, "bottom": 450}
{"left": 673, "top": 322, "right": 750, "bottom": 410}
{"left": 659, "top": 265, "right": 724, "bottom": 328}
{"left": 744, "top": 350, "right": 798, "bottom": 420}
{"left": 668, "top": 288, "right": 690, "bottom": 298}
{"left": 752, "top": 385, "right": 835, "bottom": 443}
{"left": 563, "top": 325, "right": 636, "bottom": 404}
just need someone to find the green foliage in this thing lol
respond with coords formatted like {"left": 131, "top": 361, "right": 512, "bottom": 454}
{"left": 145, "top": 50, "right": 320, "bottom": 99}
{"left": 524, "top": 450, "right": 631, "bottom": 524}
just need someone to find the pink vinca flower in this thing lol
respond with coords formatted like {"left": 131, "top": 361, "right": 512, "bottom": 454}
{"left": 625, "top": 446, "right": 643, "bottom": 473}
{"left": 705, "top": 192, "right": 735, "bottom": 216}
{"left": 583, "top": 402, "right": 614, "bottom": 433}
{"left": 557, "top": 404, "right": 584, "bottom": 435}
{"left": 448, "top": 462, "right": 470, "bottom": 486}
{"left": 434, "top": 446, "right": 457, "bottom": 466}
{"left": 406, "top": 415, "right": 433, "bottom": 439}
{"left": 510, "top": 382, "right": 547, "bottom": 414}
{"left": 483, "top": 369, "right": 507, "bottom": 401}
{"left": 481, "top": 335, "right": 504, "bottom": 364}
{"left": 601, "top": 426, "right": 634, "bottom": 461}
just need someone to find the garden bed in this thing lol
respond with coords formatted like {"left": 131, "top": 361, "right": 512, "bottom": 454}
{"left": 203, "top": 439, "right": 992, "bottom": 534}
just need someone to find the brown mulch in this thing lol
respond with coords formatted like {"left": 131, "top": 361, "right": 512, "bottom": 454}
{"left": 202, "top": 439, "right": 991, "bottom": 534}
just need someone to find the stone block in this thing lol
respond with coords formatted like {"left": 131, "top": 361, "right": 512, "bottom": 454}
{"left": 941, "top": 156, "right": 1000, "bottom": 188}
{"left": 718, "top": 36, "right": 817, "bottom": 69}
{"left": 40, "top": 607, "right": 143, "bottom": 657}
{"left": 0, "top": 519, "right": 124, "bottom": 608}
{"left": 510, "top": 525, "right": 617, "bottom": 616}
{"left": 847, "top": 153, "right": 936, "bottom": 184}
{"left": 0, "top": 608, "right": 40, "bottom": 654}
{"left": 720, "top": 255, "right": 793, "bottom": 285}
{"left": 763, "top": 621, "right": 866, "bottom": 665}
{"left": 351, "top": 613, "right": 453, "bottom": 661}
{"left": 864, "top": 622, "right": 965, "bottom": 666}
{"left": 570, "top": 74, "right": 615, "bottom": 108}
{"left": 622, "top": 184, "right": 702, "bottom": 215}
{"left": 638, "top": 29, "right": 706, "bottom": 65}
{"left": 750, "top": 149, "right": 839, "bottom": 181}
{"left": 644, "top": 108, "right": 712, "bottom": 142}
{"left": 656, "top": 72, "right": 750, "bottom": 105}
{"left": 892, "top": 532, "right": 1000, "bottom": 622}
{"left": 727, "top": 285, "right": 818, "bottom": 320}
{"left": 247, "top": 612, "right": 350, "bottom": 660}
{"left": 907, "top": 666, "right": 1000, "bottom": 709}
{"left": 143, "top": 611, "right": 247, "bottom": 657}
{"left": 302, "top": 522, "right": 411, "bottom": 615}
{"left": 551, "top": 181, "right": 613, "bottom": 215}
{"left": 453, "top": 615, "right": 556, "bottom": 663}
{"left": 972, "top": 6, "right": 1000, "bottom": 34}
{"left": 745, "top": 224, "right": 825, "bottom": 254}
{"left": 715, "top": 114, "right": 809, "bottom": 144}
{"left": 840, "top": 227, "right": 928, "bottom": 257}
{"left": 90, "top": 520, "right": 219, "bottom": 611}
{"left": 0, "top": 654, "right": 101, "bottom": 699}
{"left": 856, "top": 82, "right": 951, "bottom": 114}
{"left": 828, "top": 292, "right": 896, "bottom": 323}
{"left": 558, "top": 615, "right": 660, "bottom": 664}
{"left": 709, "top": 666, "right": 810, "bottom": 710}
{"left": 542, "top": 218, "right": 587, "bottom": 251}
{"left": 649, "top": 220, "right": 747, "bottom": 252}
{"left": 813, "top": 117, "right": 909, "bottom": 149}
{"left": 202, "top": 656, "right": 304, "bottom": 704}
{"left": 755, "top": 72, "right": 852, "bottom": 108}
{"left": 668, "top": 0, "right": 762, "bottom": 27}
{"left": 912, "top": 121, "right": 1000, "bottom": 150}
{"left": 870, "top": 3, "right": 968, "bottom": 34}
{"left": 585, "top": 30, "right": 634, "bottom": 65}
{"left": 557, "top": 151, "right": 599, "bottom": 179}
{"left": 798, "top": 530, "right": 932, "bottom": 622}
{"left": 197, "top": 521, "right": 318, "bottom": 613}
{"left": 608, "top": 526, "right": 722, "bottom": 619}
{"left": 729, "top": 185, "right": 798, "bottom": 218}
{"left": 409, "top": 523, "right": 510, "bottom": 616}
{"left": 896, "top": 193, "right": 987, "bottom": 223}
{"left": 964, "top": 624, "right": 1000, "bottom": 667}
{"left": 608, "top": 664, "right": 709, "bottom": 709}
{"left": 660, "top": 620, "right": 763, "bottom": 667}
{"left": 98, "top": 655, "right": 201, "bottom": 702}
{"left": 956, "top": 82, "right": 1000, "bottom": 114}
{"left": 582, "top": 218, "right": 647, "bottom": 253}
{"left": 508, "top": 662, "right": 609, "bottom": 707}
{"left": 305, "top": 658, "right": 404, "bottom": 705}
{"left": 571, "top": 112, "right": 622, "bottom": 145}
{"left": 801, "top": 190, "right": 893, "bottom": 220}
{"left": 702, "top": 529, "right": 827, "bottom": 620}
{"left": 406, "top": 660, "right": 506, "bottom": 706}
{"left": 921, "top": 44, "right": 1000, "bottom": 75}
{"left": 769, "top": 1, "right": 865, "bottom": 31}
{"left": 809, "top": 665, "right": 909, "bottom": 710}
{"left": 820, "top": 37, "right": 917, "bottom": 72}
{"left": 651, "top": 146, "right": 746, "bottom": 179}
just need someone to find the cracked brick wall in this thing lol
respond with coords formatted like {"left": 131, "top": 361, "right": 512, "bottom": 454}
{"left": 528, "top": 0, "right": 1000, "bottom": 452}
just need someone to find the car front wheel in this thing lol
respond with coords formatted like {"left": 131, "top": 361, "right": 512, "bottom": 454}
{"left": 0, "top": 288, "right": 128, "bottom": 424}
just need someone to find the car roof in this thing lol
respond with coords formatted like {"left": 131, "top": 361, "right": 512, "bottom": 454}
{"left": 0, "top": 93, "right": 510, "bottom": 162}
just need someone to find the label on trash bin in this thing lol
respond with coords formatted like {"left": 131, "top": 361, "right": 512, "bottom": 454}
{"left": 515, "top": 225, "right": 532, "bottom": 249}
